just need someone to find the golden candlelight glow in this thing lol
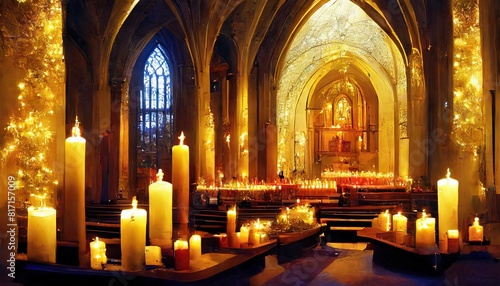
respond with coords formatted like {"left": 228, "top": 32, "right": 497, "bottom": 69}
{"left": 0, "top": 0, "right": 64, "bottom": 204}
{"left": 452, "top": 0, "right": 483, "bottom": 155}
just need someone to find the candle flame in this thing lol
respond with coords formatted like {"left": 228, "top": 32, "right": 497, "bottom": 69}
{"left": 72, "top": 116, "right": 81, "bottom": 137}
{"left": 446, "top": 168, "right": 451, "bottom": 179}
{"left": 132, "top": 196, "right": 138, "bottom": 210}
{"left": 422, "top": 209, "right": 427, "bottom": 218}
{"left": 157, "top": 169, "right": 164, "bottom": 181}
{"left": 179, "top": 131, "right": 185, "bottom": 145}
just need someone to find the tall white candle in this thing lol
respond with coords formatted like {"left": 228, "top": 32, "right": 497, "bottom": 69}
{"left": 172, "top": 132, "right": 190, "bottom": 226}
{"left": 121, "top": 196, "right": 147, "bottom": 271}
{"left": 189, "top": 234, "right": 202, "bottom": 260}
{"left": 63, "top": 116, "right": 86, "bottom": 265}
{"left": 27, "top": 206, "right": 56, "bottom": 263}
{"left": 149, "top": 169, "right": 173, "bottom": 248}
{"left": 227, "top": 206, "right": 237, "bottom": 235}
{"left": 227, "top": 206, "right": 237, "bottom": 247}
{"left": 415, "top": 210, "right": 436, "bottom": 251}
{"left": 437, "top": 169, "right": 458, "bottom": 252}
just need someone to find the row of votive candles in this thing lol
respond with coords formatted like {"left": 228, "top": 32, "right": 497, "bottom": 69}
{"left": 217, "top": 229, "right": 268, "bottom": 248}
{"left": 90, "top": 234, "right": 202, "bottom": 271}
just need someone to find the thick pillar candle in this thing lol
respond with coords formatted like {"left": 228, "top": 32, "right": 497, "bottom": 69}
{"left": 415, "top": 210, "right": 436, "bottom": 251}
{"left": 90, "top": 237, "right": 107, "bottom": 270}
{"left": 27, "top": 206, "right": 56, "bottom": 263}
{"left": 189, "top": 234, "right": 202, "bottom": 260}
{"left": 174, "top": 239, "right": 189, "bottom": 270}
{"left": 437, "top": 169, "right": 458, "bottom": 252}
{"left": 230, "top": 232, "right": 241, "bottom": 248}
{"left": 393, "top": 212, "right": 407, "bottom": 244}
{"left": 240, "top": 225, "right": 249, "bottom": 246}
{"left": 63, "top": 117, "right": 86, "bottom": 265}
{"left": 145, "top": 246, "right": 163, "bottom": 266}
{"left": 468, "top": 217, "right": 483, "bottom": 242}
{"left": 149, "top": 169, "right": 173, "bottom": 249}
{"left": 378, "top": 210, "right": 391, "bottom": 231}
{"left": 392, "top": 212, "right": 407, "bottom": 232}
{"left": 121, "top": 197, "right": 147, "bottom": 271}
{"left": 448, "top": 230, "right": 459, "bottom": 253}
{"left": 172, "top": 132, "right": 190, "bottom": 226}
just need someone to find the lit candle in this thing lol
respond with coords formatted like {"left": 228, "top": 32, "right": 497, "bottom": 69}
{"left": 172, "top": 132, "right": 190, "bottom": 228}
{"left": 90, "top": 237, "right": 107, "bottom": 270}
{"left": 227, "top": 206, "right": 237, "bottom": 234}
{"left": 227, "top": 206, "right": 237, "bottom": 247}
{"left": 121, "top": 196, "right": 147, "bottom": 271}
{"left": 447, "top": 230, "right": 459, "bottom": 253}
{"left": 392, "top": 212, "right": 407, "bottom": 244}
{"left": 174, "top": 239, "right": 189, "bottom": 271}
{"left": 63, "top": 117, "right": 86, "bottom": 264}
{"left": 145, "top": 246, "right": 163, "bottom": 266}
{"left": 377, "top": 210, "right": 391, "bottom": 231}
{"left": 189, "top": 234, "right": 202, "bottom": 260}
{"left": 27, "top": 206, "right": 56, "bottom": 263}
{"left": 415, "top": 210, "right": 436, "bottom": 251}
{"left": 392, "top": 212, "right": 407, "bottom": 232}
{"left": 240, "top": 225, "right": 249, "bottom": 247}
{"left": 148, "top": 169, "right": 173, "bottom": 249}
{"left": 468, "top": 217, "right": 483, "bottom": 242}
{"left": 437, "top": 169, "right": 459, "bottom": 252}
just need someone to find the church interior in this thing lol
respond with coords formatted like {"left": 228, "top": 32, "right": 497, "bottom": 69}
{"left": 1, "top": 0, "right": 500, "bottom": 285}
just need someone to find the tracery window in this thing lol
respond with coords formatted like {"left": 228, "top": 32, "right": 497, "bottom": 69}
{"left": 138, "top": 45, "right": 173, "bottom": 167}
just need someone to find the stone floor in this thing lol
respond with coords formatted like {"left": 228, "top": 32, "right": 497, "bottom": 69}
{"left": 249, "top": 243, "right": 500, "bottom": 286}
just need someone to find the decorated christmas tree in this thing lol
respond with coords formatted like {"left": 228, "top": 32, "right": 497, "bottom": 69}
{"left": 0, "top": 0, "right": 65, "bottom": 207}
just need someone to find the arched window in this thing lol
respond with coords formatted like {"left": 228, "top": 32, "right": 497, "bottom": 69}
{"left": 138, "top": 45, "right": 173, "bottom": 168}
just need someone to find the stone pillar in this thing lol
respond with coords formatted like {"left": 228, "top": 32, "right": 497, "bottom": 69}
{"left": 109, "top": 77, "right": 126, "bottom": 201}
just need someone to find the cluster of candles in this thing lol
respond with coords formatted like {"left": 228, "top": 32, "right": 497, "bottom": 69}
{"left": 371, "top": 209, "right": 467, "bottom": 254}
{"left": 222, "top": 206, "right": 271, "bottom": 248}
{"left": 372, "top": 209, "right": 438, "bottom": 251}
{"left": 278, "top": 203, "right": 316, "bottom": 226}
{"left": 89, "top": 234, "right": 202, "bottom": 271}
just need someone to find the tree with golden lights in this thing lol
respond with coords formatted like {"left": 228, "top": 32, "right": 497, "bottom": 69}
{"left": 0, "top": 0, "right": 65, "bottom": 206}
{"left": 452, "top": 0, "right": 484, "bottom": 155}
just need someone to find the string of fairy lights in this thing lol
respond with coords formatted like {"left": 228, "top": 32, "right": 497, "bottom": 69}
{"left": 0, "top": 0, "right": 64, "bottom": 206}
{"left": 452, "top": 0, "right": 484, "bottom": 156}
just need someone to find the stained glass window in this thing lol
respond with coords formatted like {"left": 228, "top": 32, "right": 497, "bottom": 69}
{"left": 138, "top": 45, "right": 173, "bottom": 167}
